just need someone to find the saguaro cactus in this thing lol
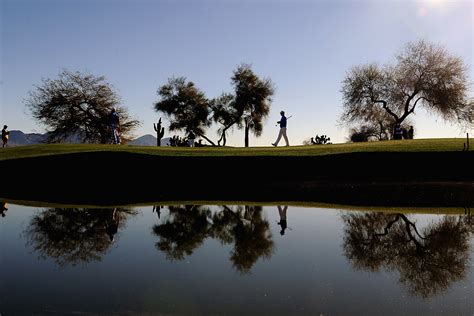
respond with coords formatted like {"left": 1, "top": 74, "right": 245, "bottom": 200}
{"left": 154, "top": 118, "right": 165, "bottom": 146}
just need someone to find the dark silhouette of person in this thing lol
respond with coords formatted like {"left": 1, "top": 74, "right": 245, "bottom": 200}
{"left": 407, "top": 126, "right": 414, "bottom": 139}
{"left": 109, "top": 108, "right": 121, "bottom": 144}
{"left": 393, "top": 123, "right": 403, "bottom": 140}
{"left": 277, "top": 205, "right": 288, "bottom": 235}
{"left": 105, "top": 208, "right": 119, "bottom": 242}
{"left": 188, "top": 130, "right": 196, "bottom": 147}
{"left": 272, "top": 111, "right": 290, "bottom": 147}
{"left": 2, "top": 125, "right": 10, "bottom": 148}
{"left": 402, "top": 127, "right": 408, "bottom": 139}
{"left": 0, "top": 202, "right": 8, "bottom": 218}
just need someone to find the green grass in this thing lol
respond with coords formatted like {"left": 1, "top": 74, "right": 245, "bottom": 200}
{"left": 0, "top": 138, "right": 467, "bottom": 161}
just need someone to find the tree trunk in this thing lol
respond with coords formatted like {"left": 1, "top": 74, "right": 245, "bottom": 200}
{"left": 245, "top": 123, "right": 249, "bottom": 147}
{"left": 198, "top": 133, "right": 216, "bottom": 146}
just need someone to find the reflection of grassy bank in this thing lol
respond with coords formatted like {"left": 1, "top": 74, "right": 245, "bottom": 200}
{"left": 2, "top": 199, "right": 470, "bottom": 215}
{"left": 0, "top": 138, "right": 470, "bottom": 161}
{"left": 1, "top": 175, "right": 472, "bottom": 208}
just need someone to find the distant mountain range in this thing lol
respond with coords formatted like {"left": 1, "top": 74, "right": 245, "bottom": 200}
{"left": 5, "top": 130, "right": 170, "bottom": 147}
{"left": 127, "top": 134, "right": 171, "bottom": 146}
{"left": 6, "top": 130, "right": 48, "bottom": 146}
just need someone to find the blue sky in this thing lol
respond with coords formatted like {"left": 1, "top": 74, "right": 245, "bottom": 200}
{"left": 1, "top": 0, "right": 473, "bottom": 146}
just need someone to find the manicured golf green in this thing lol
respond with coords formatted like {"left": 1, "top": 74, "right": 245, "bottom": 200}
{"left": 0, "top": 138, "right": 468, "bottom": 161}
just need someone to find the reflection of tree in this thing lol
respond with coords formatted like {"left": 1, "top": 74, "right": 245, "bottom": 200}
{"left": 152, "top": 205, "right": 274, "bottom": 273}
{"left": 342, "top": 212, "right": 472, "bottom": 298}
{"left": 153, "top": 205, "right": 212, "bottom": 261}
{"left": 25, "top": 208, "right": 136, "bottom": 267}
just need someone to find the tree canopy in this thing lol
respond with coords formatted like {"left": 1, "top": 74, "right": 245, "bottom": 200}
{"left": 154, "top": 65, "right": 274, "bottom": 147}
{"left": 154, "top": 77, "right": 215, "bottom": 146}
{"left": 25, "top": 208, "right": 136, "bottom": 267}
{"left": 342, "top": 212, "right": 471, "bottom": 298}
{"left": 232, "top": 64, "right": 274, "bottom": 147}
{"left": 25, "top": 70, "right": 140, "bottom": 144}
{"left": 340, "top": 40, "right": 473, "bottom": 136}
{"left": 210, "top": 93, "right": 241, "bottom": 146}
{"left": 153, "top": 205, "right": 274, "bottom": 273}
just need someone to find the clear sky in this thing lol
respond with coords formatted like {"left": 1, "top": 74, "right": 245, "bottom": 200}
{"left": 1, "top": 0, "right": 473, "bottom": 146}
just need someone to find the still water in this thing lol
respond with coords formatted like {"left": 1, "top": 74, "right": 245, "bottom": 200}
{"left": 1, "top": 203, "right": 473, "bottom": 315}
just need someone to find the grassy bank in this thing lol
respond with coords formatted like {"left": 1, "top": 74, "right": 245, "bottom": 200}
{"left": 1, "top": 138, "right": 472, "bottom": 207}
{"left": 0, "top": 138, "right": 469, "bottom": 161}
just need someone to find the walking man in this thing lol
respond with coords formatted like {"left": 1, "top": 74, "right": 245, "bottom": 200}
{"left": 188, "top": 130, "right": 196, "bottom": 147}
{"left": 272, "top": 111, "right": 289, "bottom": 147}
{"left": 393, "top": 123, "right": 403, "bottom": 140}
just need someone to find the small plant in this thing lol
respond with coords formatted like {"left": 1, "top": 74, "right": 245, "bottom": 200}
{"left": 169, "top": 135, "right": 189, "bottom": 147}
{"left": 311, "top": 134, "right": 331, "bottom": 145}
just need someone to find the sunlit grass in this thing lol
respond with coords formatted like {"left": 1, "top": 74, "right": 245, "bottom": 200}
{"left": 0, "top": 138, "right": 467, "bottom": 161}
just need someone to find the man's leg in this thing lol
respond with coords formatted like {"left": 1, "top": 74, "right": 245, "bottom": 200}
{"left": 113, "top": 129, "right": 119, "bottom": 144}
{"left": 116, "top": 130, "right": 121, "bottom": 144}
{"left": 273, "top": 128, "right": 283, "bottom": 146}
{"left": 282, "top": 128, "right": 289, "bottom": 146}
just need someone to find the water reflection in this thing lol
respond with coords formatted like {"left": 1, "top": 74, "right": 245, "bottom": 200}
{"left": 342, "top": 212, "right": 473, "bottom": 298}
{"left": 3, "top": 203, "right": 474, "bottom": 314}
{"left": 1, "top": 201, "right": 8, "bottom": 218}
{"left": 276, "top": 205, "right": 289, "bottom": 235}
{"left": 17, "top": 204, "right": 474, "bottom": 297}
{"left": 152, "top": 205, "right": 274, "bottom": 273}
{"left": 25, "top": 207, "right": 137, "bottom": 267}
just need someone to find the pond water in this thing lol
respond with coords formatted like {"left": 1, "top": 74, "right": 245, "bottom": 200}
{"left": 0, "top": 203, "right": 473, "bottom": 315}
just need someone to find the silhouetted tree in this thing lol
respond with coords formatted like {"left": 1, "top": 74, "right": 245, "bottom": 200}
{"left": 342, "top": 212, "right": 471, "bottom": 298}
{"left": 25, "top": 208, "right": 136, "bottom": 267}
{"left": 25, "top": 70, "right": 140, "bottom": 144}
{"left": 210, "top": 93, "right": 241, "bottom": 146}
{"left": 154, "top": 77, "right": 216, "bottom": 146}
{"left": 341, "top": 40, "right": 473, "bottom": 137}
{"left": 232, "top": 64, "right": 274, "bottom": 147}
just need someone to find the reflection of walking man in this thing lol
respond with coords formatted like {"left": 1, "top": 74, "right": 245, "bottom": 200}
{"left": 272, "top": 111, "right": 289, "bottom": 147}
{"left": 1, "top": 202, "right": 8, "bottom": 218}
{"left": 0, "top": 202, "right": 8, "bottom": 217}
{"left": 277, "top": 205, "right": 288, "bottom": 235}
{"left": 105, "top": 208, "right": 119, "bottom": 242}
